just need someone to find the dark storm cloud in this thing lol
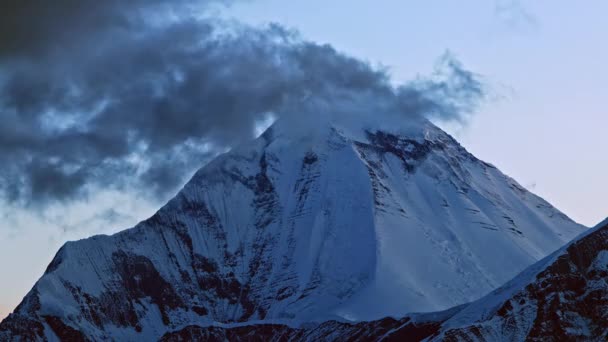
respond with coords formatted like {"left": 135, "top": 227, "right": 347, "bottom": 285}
{"left": 0, "top": 1, "right": 485, "bottom": 206}
{"left": 0, "top": 0, "right": 207, "bottom": 59}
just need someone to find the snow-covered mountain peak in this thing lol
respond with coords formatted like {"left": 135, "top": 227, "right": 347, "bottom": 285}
{"left": 198, "top": 114, "right": 453, "bottom": 189}
{"left": 255, "top": 112, "right": 438, "bottom": 147}
{"left": 0, "top": 114, "right": 585, "bottom": 341}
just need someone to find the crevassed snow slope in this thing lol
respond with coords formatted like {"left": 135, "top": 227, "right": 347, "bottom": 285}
{"left": 0, "top": 116, "right": 584, "bottom": 341}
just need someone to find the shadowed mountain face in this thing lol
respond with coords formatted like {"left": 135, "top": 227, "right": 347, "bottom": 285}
{"left": 0, "top": 118, "right": 584, "bottom": 341}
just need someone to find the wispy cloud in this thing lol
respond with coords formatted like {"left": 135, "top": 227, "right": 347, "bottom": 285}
{"left": 494, "top": 0, "right": 539, "bottom": 32}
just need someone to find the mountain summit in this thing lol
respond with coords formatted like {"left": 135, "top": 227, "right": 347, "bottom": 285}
{"left": 0, "top": 117, "right": 584, "bottom": 341}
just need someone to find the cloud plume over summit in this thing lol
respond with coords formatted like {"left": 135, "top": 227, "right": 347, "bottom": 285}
{"left": 0, "top": 0, "right": 485, "bottom": 206}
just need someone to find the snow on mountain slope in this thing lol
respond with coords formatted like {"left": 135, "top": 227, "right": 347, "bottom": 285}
{"left": 147, "top": 217, "right": 608, "bottom": 342}
{"left": 431, "top": 217, "right": 608, "bottom": 341}
{"left": 0, "top": 116, "right": 584, "bottom": 341}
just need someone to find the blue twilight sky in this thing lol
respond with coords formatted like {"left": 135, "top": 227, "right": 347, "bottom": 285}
{"left": 0, "top": 0, "right": 606, "bottom": 320}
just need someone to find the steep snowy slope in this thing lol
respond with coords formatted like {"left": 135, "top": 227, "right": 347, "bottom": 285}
{"left": 0, "top": 116, "right": 584, "bottom": 341}
{"left": 152, "top": 217, "right": 608, "bottom": 341}
{"left": 432, "top": 217, "right": 608, "bottom": 341}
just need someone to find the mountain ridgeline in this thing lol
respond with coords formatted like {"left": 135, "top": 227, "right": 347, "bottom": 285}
{"left": 0, "top": 117, "right": 588, "bottom": 341}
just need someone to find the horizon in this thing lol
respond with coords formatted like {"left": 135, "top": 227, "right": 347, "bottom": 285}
{"left": 1, "top": 0, "right": 606, "bottom": 324}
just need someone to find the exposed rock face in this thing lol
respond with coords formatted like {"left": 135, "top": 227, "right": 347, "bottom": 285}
{"left": 0, "top": 118, "right": 584, "bottom": 341}
{"left": 157, "top": 218, "right": 608, "bottom": 341}
{"left": 432, "top": 218, "right": 608, "bottom": 341}
{"left": 158, "top": 314, "right": 450, "bottom": 342}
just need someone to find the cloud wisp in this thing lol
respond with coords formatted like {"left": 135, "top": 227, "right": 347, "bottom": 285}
{"left": 494, "top": 0, "right": 539, "bottom": 32}
{"left": 0, "top": 0, "right": 486, "bottom": 207}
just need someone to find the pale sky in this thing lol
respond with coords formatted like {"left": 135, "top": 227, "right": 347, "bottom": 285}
{"left": 228, "top": 0, "right": 607, "bottom": 227}
{"left": 1, "top": 0, "right": 606, "bottom": 320}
